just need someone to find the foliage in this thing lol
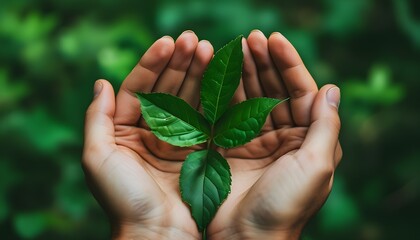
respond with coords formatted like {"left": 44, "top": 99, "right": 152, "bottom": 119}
{"left": 137, "top": 93, "right": 210, "bottom": 146}
{"left": 138, "top": 37, "right": 284, "bottom": 232}
{"left": 180, "top": 149, "right": 231, "bottom": 232}
{"left": 1, "top": 0, "right": 419, "bottom": 239}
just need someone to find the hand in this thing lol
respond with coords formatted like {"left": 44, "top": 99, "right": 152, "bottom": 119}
{"left": 82, "top": 31, "right": 213, "bottom": 239}
{"left": 207, "top": 30, "right": 342, "bottom": 239}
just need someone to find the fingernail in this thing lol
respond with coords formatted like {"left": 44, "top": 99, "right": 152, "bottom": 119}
{"left": 326, "top": 87, "right": 340, "bottom": 109}
{"left": 182, "top": 30, "right": 194, "bottom": 34}
{"left": 94, "top": 80, "right": 103, "bottom": 98}
{"left": 160, "top": 35, "right": 173, "bottom": 41}
{"left": 249, "top": 29, "right": 263, "bottom": 37}
{"left": 270, "top": 32, "right": 282, "bottom": 37}
{"left": 199, "top": 39, "right": 211, "bottom": 45}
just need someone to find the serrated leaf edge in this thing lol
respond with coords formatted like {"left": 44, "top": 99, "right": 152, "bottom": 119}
{"left": 137, "top": 92, "right": 210, "bottom": 147}
{"left": 213, "top": 97, "right": 287, "bottom": 148}
{"left": 200, "top": 35, "right": 244, "bottom": 124}
{"left": 179, "top": 149, "right": 232, "bottom": 231}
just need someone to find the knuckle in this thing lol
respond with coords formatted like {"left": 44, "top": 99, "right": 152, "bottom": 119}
{"left": 314, "top": 161, "right": 334, "bottom": 179}
{"left": 334, "top": 143, "right": 343, "bottom": 165}
{"left": 322, "top": 116, "right": 341, "bottom": 138}
{"left": 290, "top": 87, "right": 316, "bottom": 100}
{"left": 300, "top": 150, "right": 334, "bottom": 178}
{"left": 81, "top": 142, "right": 104, "bottom": 171}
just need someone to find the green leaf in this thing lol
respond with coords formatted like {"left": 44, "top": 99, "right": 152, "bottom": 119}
{"left": 214, "top": 98, "right": 284, "bottom": 148}
{"left": 137, "top": 93, "right": 210, "bottom": 147}
{"left": 180, "top": 149, "right": 231, "bottom": 231}
{"left": 201, "top": 35, "right": 243, "bottom": 124}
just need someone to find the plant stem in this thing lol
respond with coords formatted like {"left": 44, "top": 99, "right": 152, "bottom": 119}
{"left": 207, "top": 125, "right": 216, "bottom": 150}
{"left": 202, "top": 227, "right": 207, "bottom": 240}
{"left": 207, "top": 138, "right": 212, "bottom": 149}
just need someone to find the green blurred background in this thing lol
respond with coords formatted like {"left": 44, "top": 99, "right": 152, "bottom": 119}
{"left": 1, "top": 0, "right": 419, "bottom": 239}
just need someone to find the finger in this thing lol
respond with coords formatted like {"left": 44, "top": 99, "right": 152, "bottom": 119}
{"left": 113, "top": 36, "right": 175, "bottom": 126}
{"left": 152, "top": 31, "right": 199, "bottom": 94}
{"left": 231, "top": 38, "right": 261, "bottom": 105}
{"left": 236, "top": 37, "right": 272, "bottom": 130}
{"left": 178, "top": 40, "right": 213, "bottom": 108}
{"left": 268, "top": 32, "right": 318, "bottom": 127}
{"left": 230, "top": 39, "right": 248, "bottom": 104}
{"left": 83, "top": 80, "right": 116, "bottom": 170}
{"left": 231, "top": 79, "right": 247, "bottom": 105}
{"left": 299, "top": 85, "right": 341, "bottom": 167}
{"left": 247, "top": 30, "right": 293, "bottom": 127}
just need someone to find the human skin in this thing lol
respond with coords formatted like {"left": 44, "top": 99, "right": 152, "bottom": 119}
{"left": 82, "top": 30, "right": 342, "bottom": 239}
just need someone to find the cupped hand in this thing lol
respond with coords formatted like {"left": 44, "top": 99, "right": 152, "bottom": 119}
{"left": 82, "top": 31, "right": 213, "bottom": 239}
{"left": 207, "top": 30, "right": 342, "bottom": 239}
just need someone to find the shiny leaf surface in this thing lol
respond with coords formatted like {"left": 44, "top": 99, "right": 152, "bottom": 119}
{"left": 200, "top": 35, "right": 243, "bottom": 124}
{"left": 137, "top": 93, "right": 210, "bottom": 147}
{"left": 180, "top": 149, "right": 231, "bottom": 231}
{"left": 214, "top": 98, "right": 284, "bottom": 148}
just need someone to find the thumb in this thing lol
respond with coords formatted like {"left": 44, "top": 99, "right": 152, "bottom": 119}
{"left": 300, "top": 85, "right": 341, "bottom": 166}
{"left": 83, "top": 79, "right": 116, "bottom": 169}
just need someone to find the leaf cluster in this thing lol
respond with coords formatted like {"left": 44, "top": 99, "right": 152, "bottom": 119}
{"left": 137, "top": 35, "right": 285, "bottom": 232}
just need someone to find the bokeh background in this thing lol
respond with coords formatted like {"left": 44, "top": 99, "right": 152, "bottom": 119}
{"left": 1, "top": 0, "right": 419, "bottom": 239}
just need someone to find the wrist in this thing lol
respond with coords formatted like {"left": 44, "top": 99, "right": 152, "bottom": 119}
{"left": 237, "top": 219, "right": 304, "bottom": 240}
{"left": 238, "top": 228, "right": 302, "bottom": 240}
{"left": 208, "top": 226, "right": 302, "bottom": 240}
{"left": 112, "top": 222, "right": 199, "bottom": 240}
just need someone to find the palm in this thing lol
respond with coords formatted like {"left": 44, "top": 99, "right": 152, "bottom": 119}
{"left": 209, "top": 125, "right": 309, "bottom": 232}
{"left": 84, "top": 30, "right": 341, "bottom": 239}
{"left": 207, "top": 31, "right": 341, "bottom": 238}
{"left": 106, "top": 143, "right": 199, "bottom": 235}
{"left": 83, "top": 32, "right": 213, "bottom": 239}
